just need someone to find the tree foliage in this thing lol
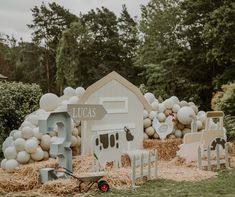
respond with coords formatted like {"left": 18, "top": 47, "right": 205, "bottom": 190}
{"left": 137, "top": 0, "right": 235, "bottom": 110}
{"left": 0, "top": 82, "right": 42, "bottom": 157}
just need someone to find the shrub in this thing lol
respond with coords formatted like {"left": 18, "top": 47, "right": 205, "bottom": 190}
{"left": 211, "top": 81, "right": 235, "bottom": 116}
{"left": 0, "top": 81, "right": 42, "bottom": 157}
{"left": 211, "top": 81, "right": 235, "bottom": 141}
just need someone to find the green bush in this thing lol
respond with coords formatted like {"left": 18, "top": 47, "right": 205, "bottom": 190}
{"left": 0, "top": 81, "right": 42, "bottom": 157}
{"left": 224, "top": 115, "right": 235, "bottom": 142}
{"left": 211, "top": 81, "right": 235, "bottom": 115}
{"left": 211, "top": 81, "right": 235, "bottom": 141}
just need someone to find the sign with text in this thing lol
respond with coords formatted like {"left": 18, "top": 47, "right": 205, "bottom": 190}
{"left": 67, "top": 104, "right": 107, "bottom": 121}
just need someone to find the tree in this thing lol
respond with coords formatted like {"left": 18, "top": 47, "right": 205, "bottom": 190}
{"left": 56, "top": 26, "right": 79, "bottom": 93}
{"left": 179, "top": 0, "right": 235, "bottom": 109}
{"left": 28, "top": 2, "right": 78, "bottom": 92}
{"left": 137, "top": 0, "right": 191, "bottom": 100}
{"left": 118, "top": 5, "right": 140, "bottom": 84}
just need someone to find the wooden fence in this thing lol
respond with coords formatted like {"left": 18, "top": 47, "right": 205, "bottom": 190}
{"left": 129, "top": 149, "right": 158, "bottom": 188}
{"left": 198, "top": 143, "right": 229, "bottom": 170}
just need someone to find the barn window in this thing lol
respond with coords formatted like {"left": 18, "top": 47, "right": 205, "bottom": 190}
{"left": 99, "top": 97, "right": 128, "bottom": 114}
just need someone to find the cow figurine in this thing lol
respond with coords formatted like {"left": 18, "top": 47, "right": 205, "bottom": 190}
{"left": 92, "top": 126, "right": 134, "bottom": 170}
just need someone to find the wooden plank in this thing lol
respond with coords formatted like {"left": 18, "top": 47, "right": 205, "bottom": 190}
{"left": 207, "top": 145, "right": 211, "bottom": 171}
{"left": 148, "top": 152, "right": 151, "bottom": 180}
{"left": 198, "top": 146, "right": 202, "bottom": 170}
{"left": 131, "top": 155, "right": 136, "bottom": 188}
{"left": 225, "top": 143, "right": 229, "bottom": 168}
{"left": 216, "top": 145, "right": 220, "bottom": 169}
{"left": 140, "top": 153, "right": 143, "bottom": 179}
{"left": 155, "top": 149, "right": 158, "bottom": 178}
{"left": 206, "top": 111, "right": 224, "bottom": 118}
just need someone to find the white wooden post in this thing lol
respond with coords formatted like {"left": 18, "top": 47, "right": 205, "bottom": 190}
{"left": 207, "top": 145, "right": 211, "bottom": 171}
{"left": 131, "top": 155, "right": 136, "bottom": 188}
{"left": 148, "top": 151, "right": 151, "bottom": 180}
{"left": 140, "top": 153, "right": 143, "bottom": 179}
{"left": 225, "top": 143, "right": 229, "bottom": 168}
{"left": 198, "top": 146, "right": 202, "bottom": 170}
{"left": 216, "top": 145, "right": 220, "bottom": 169}
{"left": 154, "top": 149, "right": 158, "bottom": 178}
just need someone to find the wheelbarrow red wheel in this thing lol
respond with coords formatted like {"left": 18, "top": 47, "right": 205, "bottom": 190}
{"left": 98, "top": 180, "right": 109, "bottom": 192}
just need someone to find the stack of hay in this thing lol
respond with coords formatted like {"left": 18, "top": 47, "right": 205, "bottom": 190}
{"left": 1, "top": 87, "right": 85, "bottom": 172}
{"left": 143, "top": 92, "right": 208, "bottom": 140}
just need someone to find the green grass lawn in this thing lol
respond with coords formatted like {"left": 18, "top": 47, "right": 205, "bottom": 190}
{"left": 92, "top": 168, "right": 235, "bottom": 197}
{"left": 2, "top": 168, "right": 235, "bottom": 197}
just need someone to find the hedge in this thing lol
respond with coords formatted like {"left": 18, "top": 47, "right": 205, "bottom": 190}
{"left": 0, "top": 81, "right": 42, "bottom": 157}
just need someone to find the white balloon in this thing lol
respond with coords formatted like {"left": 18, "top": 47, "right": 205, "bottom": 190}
{"left": 14, "top": 138, "right": 26, "bottom": 152}
{"left": 26, "top": 114, "right": 39, "bottom": 126}
{"left": 17, "top": 151, "right": 30, "bottom": 164}
{"left": 182, "top": 128, "right": 191, "bottom": 135}
{"left": 177, "top": 106, "right": 195, "bottom": 125}
{"left": 143, "top": 110, "right": 149, "bottom": 119}
{"left": 158, "top": 103, "right": 166, "bottom": 113}
{"left": 71, "top": 136, "right": 77, "bottom": 147}
{"left": 170, "top": 96, "right": 179, "bottom": 104}
{"left": 31, "top": 147, "right": 44, "bottom": 161}
{"left": 157, "top": 112, "right": 166, "bottom": 122}
{"left": 197, "top": 111, "right": 206, "bottom": 123}
{"left": 13, "top": 130, "right": 22, "bottom": 140}
{"left": 2, "top": 137, "right": 14, "bottom": 151}
{"left": 149, "top": 111, "right": 157, "bottom": 120}
{"left": 5, "top": 159, "right": 18, "bottom": 172}
{"left": 39, "top": 93, "right": 60, "bottom": 112}
{"left": 20, "top": 121, "right": 33, "bottom": 129}
{"left": 145, "top": 127, "right": 155, "bottom": 136}
{"left": 43, "top": 151, "right": 49, "bottom": 160}
{"left": 75, "top": 87, "right": 85, "bottom": 97}
{"left": 151, "top": 101, "right": 159, "bottom": 111}
{"left": 33, "top": 127, "right": 42, "bottom": 140}
{"left": 22, "top": 126, "right": 34, "bottom": 139}
{"left": 172, "top": 104, "right": 181, "bottom": 113}
{"left": 144, "top": 92, "right": 155, "bottom": 104}
{"left": 190, "top": 105, "right": 198, "bottom": 114}
{"left": 63, "top": 87, "right": 75, "bottom": 97}
{"left": 163, "top": 99, "right": 173, "bottom": 109}
{"left": 4, "top": 146, "right": 17, "bottom": 160}
{"left": 144, "top": 118, "right": 152, "bottom": 128}
{"left": 174, "top": 129, "right": 182, "bottom": 138}
{"left": 41, "top": 135, "right": 51, "bottom": 151}
{"left": 1, "top": 158, "right": 7, "bottom": 169}
{"left": 179, "top": 100, "right": 188, "bottom": 107}
{"left": 24, "top": 139, "right": 38, "bottom": 154}
{"left": 196, "top": 120, "right": 203, "bottom": 130}
{"left": 144, "top": 133, "right": 149, "bottom": 140}
{"left": 9, "top": 130, "right": 17, "bottom": 137}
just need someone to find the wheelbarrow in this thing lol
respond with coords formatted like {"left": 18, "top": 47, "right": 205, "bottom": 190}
{"left": 55, "top": 166, "right": 109, "bottom": 193}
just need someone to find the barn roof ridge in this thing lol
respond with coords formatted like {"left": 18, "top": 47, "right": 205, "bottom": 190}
{"left": 79, "top": 71, "right": 152, "bottom": 111}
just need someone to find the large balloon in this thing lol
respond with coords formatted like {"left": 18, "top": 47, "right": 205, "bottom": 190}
{"left": 39, "top": 93, "right": 60, "bottom": 111}
{"left": 177, "top": 106, "right": 195, "bottom": 125}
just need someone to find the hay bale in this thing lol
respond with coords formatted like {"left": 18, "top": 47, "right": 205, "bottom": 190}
{"left": 0, "top": 160, "right": 57, "bottom": 193}
{"left": 228, "top": 142, "right": 235, "bottom": 155}
{"left": 143, "top": 139, "right": 182, "bottom": 160}
{"left": 40, "top": 179, "right": 79, "bottom": 195}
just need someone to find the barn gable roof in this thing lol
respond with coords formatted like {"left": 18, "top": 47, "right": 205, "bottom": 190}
{"left": 79, "top": 71, "right": 152, "bottom": 111}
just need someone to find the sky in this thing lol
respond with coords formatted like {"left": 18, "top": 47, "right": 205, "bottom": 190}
{"left": 0, "top": 0, "right": 149, "bottom": 42}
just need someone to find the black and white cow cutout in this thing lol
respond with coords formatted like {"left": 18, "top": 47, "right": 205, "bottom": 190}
{"left": 93, "top": 127, "right": 134, "bottom": 169}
